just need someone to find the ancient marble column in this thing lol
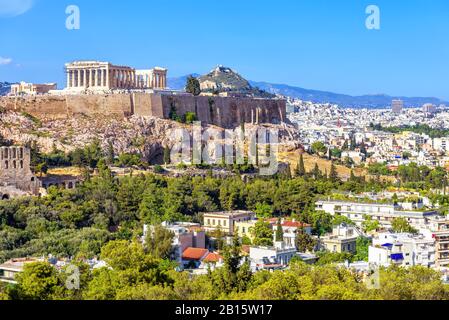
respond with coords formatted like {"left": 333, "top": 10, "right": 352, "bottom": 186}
{"left": 67, "top": 71, "right": 70, "bottom": 88}
{"left": 77, "top": 69, "right": 81, "bottom": 87}
{"left": 89, "top": 70, "right": 93, "bottom": 87}
{"left": 82, "top": 69, "right": 86, "bottom": 87}
{"left": 97, "top": 69, "right": 101, "bottom": 87}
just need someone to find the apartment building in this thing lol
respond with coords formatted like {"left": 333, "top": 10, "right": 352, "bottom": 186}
{"left": 249, "top": 243, "right": 298, "bottom": 272}
{"left": 370, "top": 232, "right": 435, "bottom": 268}
{"left": 320, "top": 224, "right": 360, "bottom": 254}
{"left": 315, "top": 200, "right": 438, "bottom": 230}
{"left": 203, "top": 211, "right": 256, "bottom": 235}
{"left": 426, "top": 216, "right": 449, "bottom": 269}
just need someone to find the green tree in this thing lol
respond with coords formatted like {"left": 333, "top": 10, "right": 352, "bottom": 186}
{"left": 311, "top": 163, "right": 322, "bottom": 180}
{"left": 145, "top": 225, "right": 175, "bottom": 260}
{"left": 296, "top": 153, "right": 306, "bottom": 177}
{"left": 362, "top": 215, "right": 381, "bottom": 233}
{"left": 117, "top": 153, "right": 142, "bottom": 167}
{"left": 254, "top": 203, "right": 273, "bottom": 219}
{"left": 139, "top": 184, "right": 165, "bottom": 224}
{"left": 184, "top": 112, "right": 198, "bottom": 124}
{"left": 250, "top": 220, "right": 273, "bottom": 246}
{"left": 316, "top": 251, "right": 353, "bottom": 266}
{"left": 353, "top": 237, "right": 371, "bottom": 261}
{"left": 332, "top": 215, "right": 355, "bottom": 226}
{"left": 107, "top": 141, "right": 115, "bottom": 165}
{"left": 329, "top": 162, "right": 339, "bottom": 183}
{"left": 275, "top": 218, "right": 284, "bottom": 242}
{"left": 214, "top": 234, "right": 252, "bottom": 294}
{"left": 185, "top": 75, "right": 201, "bottom": 96}
{"left": 163, "top": 146, "right": 171, "bottom": 166}
{"left": 15, "top": 262, "right": 60, "bottom": 300}
{"left": 295, "top": 226, "right": 316, "bottom": 252}
{"left": 391, "top": 217, "right": 418, "bottom": 234}
{"left": 311, "top": 141, "right": 327, "bottom": 155}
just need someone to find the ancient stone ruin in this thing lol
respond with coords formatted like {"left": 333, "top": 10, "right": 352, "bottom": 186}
{"left": 0, "top": 146, "right": 41, "bottom": 199}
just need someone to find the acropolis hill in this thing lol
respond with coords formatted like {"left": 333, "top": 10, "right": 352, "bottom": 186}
{"left": 0, "top": 61, "right": 287, "bottom": 129}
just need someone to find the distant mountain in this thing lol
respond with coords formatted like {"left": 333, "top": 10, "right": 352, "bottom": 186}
{"left": 0, "top": 82, "right": 12, "bottom": 96}
{"left": 167, "top": 73, "right": 200, "bottom": 91}
{"left": 249, "top": 81, "right": 448, "bottom": 108}
{"left": 167, "top": 75, "right": 448, "bottom": 108}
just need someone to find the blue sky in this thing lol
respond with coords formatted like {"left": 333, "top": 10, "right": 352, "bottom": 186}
{"left": 0, "top": 0, "right": 448, "bottom": 99}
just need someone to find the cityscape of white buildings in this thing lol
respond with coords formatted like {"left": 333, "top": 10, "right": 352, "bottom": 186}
{"left": 287, "top": 97, "right": 449, "bottom": 169}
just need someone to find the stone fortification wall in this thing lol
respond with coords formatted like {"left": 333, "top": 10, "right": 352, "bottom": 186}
{"left": 0, "top": 93, "right": 286, "bottom": 128}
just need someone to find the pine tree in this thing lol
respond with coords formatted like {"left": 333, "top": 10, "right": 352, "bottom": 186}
{"left": 275, "top": 218, "right": 284, "bottom": 242}
{"left": 185, "top": 75, "right": 201, "bottom": 96}
{"left": 350, "top": 170, "right": 357, "bottom": 182}
{"left": 360, "top": 142, "right": 367, "bottom": 156}
{"left": 329, "top": 162, "right": 339, "bottom": 183}
{"left": 312, "top": 163, "right": 322, "bottom": 180}
{"left": 163, "top": 146, "right": 171, "bottom": 166}
{"left": 350, "top": 136, "right": 357, "bottom": 151}
{"left": 296, "top": 153, "right": 306, "bottom": 177}
{"left": 107, "top": 141, "right": 115, "bottom": 165}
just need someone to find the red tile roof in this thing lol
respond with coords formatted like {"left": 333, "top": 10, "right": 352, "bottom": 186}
{"left": 182, "top": 248, "right": 209, "bottom": 261}
{"left": 241, "top": 245, "right": 251, "bottom": 254}
{"left": 203, "top": 252, "right": 223, "bottom": 263}
{"left": 282, "top": 221, "right": 311, "bottom": 228}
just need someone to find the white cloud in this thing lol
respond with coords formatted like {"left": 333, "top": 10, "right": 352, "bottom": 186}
{"left": 0, "top": 0, "right": 34, "bottom": 17}
{"left": 0, "top": 57, "right": 13, "bottom": 65}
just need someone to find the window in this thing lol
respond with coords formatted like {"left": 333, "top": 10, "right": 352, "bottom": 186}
{"left": 212, "top": 219, "right": 215, "bottom": 226}
{"left": 4, "top": 161, "right": 8, "bottom": 169}
{"left": 207, "top": 219, "right": 210, "bottom": 225}
{"left": 20, "top": 161, "right": 23, "bottom": 169}
{"left": 223, "top": 220, "right": 227, "bottom": 226}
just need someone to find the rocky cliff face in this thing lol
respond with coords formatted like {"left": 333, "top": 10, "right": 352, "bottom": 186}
{"left": 0, "top": 111, "right": 301, "bottom": 164}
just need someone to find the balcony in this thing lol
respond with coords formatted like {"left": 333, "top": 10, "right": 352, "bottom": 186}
{"left": 0, "top": 276, "right": 17, "bottom": 284}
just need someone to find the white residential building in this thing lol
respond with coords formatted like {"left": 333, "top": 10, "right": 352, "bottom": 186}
{"left": 249, "top": 242, "right": 298, "bottom": 272}
{"left": 315, "top": 200, "right": 438, "bottom": 230}
{"left": 369, "top": 232, "right": 435, "bottom": 268}
{"left": 320, "top": 223, "right": 362, "bottom": 253}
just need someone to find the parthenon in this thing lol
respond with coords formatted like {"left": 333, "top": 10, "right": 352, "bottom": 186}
{"left": 65, "top": 61, "right": 167, "bottom": 91}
